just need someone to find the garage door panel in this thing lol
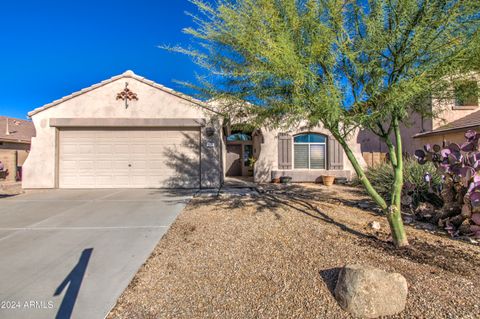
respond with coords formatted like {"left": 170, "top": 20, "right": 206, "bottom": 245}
{"left": 61, "top": 160, "right": 79, "bottom": 170}
{"left": 61, "top": 130, "right": 91, "bottom": 138}
{"left": 113, "top": 145, "right": 130, "bottom": 154}
{"left": 131, "top": 175, "right": 148, "bottom": 185}
{"left": 78, "top": 145, "right": 94, "bottom": 153}
{"left": 112, "top": 175, "right": 130, "bottom": 185}
{"left": 110, "top": 161, "right": 130, "bottom": 169}
{"left": 94, "top": 161, "right": 113, "bottom": 169}
{"left": 59, "top": 129, "right": 200, "bottom": 188}
{"left": 96, "top": 176, "right": 115, "bottom": 186}
{"left": 73, "top": 162, "right": 93, "bottom": 170}
{"left": 149, "top": 145, "right": 170, "bottom": 154}
{"left": 130, "top": 161, "right": 147, "bottom": 169}
{"left": 97, "top": 145, "right": 114, "bottom": 154}
{"left": 77, "top": 176, "right": 96, "bottom": 185}
{"left": 60, "top": 175, "right": 78, "bottom": 186}
{"left": 149, "top": 160, "right": 171, "bottom": 169}
{"left": 131, "top": 145, "right": 147, "bottom": 154}
{"left": 62, "top": 145, "right": 78, "bottom": 154}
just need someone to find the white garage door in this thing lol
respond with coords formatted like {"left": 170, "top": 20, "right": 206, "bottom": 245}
{"left": 59, "top": 128, "right": 200, "bottom": 188}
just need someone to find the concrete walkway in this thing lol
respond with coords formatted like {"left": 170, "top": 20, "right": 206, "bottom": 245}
{"left": 223, "top": 176, "right": 256, "bottom": 188}
{"left": 0, "top": 189, "right": 193, "bottom": 319}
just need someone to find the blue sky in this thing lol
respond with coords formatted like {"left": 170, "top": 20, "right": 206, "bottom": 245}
{"left": 0, "top": 0, "right": 202, "bottom": 119}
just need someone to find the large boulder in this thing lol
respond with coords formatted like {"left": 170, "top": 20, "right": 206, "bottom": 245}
{"left": 334, "top": 264, "right": 408, "bottom": 318}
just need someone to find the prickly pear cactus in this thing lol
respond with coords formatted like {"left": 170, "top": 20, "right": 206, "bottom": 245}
{"left": 415, "top": 130, "right": 480, "bottom": 238}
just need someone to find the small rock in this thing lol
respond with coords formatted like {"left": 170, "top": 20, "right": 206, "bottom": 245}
{"left": 334, "top": 264, "right": 408, "bottom": 318}
{"left": 467, "top": 237, "right": 479, "bottom": 244}
{"left": 459, "top": 219, "right": 472, "bottom": 235}
{"left": 369, "top": 221, "right": 381, "bottom": 231}
{"left": 415, "top": 202, "right": 436, "bottom": 219}
{"left": 420, "top": 223, "right": 435, "bottom": 231}
{"left": 403, "top": 216, "right": 414, "bottom": 224}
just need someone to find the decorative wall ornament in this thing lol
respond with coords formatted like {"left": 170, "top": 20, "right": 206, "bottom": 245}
{"left": 116, "top": 82, "right": 138, "bottom": 108}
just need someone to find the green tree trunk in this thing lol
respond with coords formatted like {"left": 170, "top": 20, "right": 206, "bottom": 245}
{"left": 334, "top": 134, "right": 388, "bottom": 210}
{"left": 335, "top": 131, "right": 409, "bottom": 248}
{"left": 387, "top": 119, "right": 409, "bottom": 247}
{"left": 387, "top": 160, "right": 409, "bottom": 247}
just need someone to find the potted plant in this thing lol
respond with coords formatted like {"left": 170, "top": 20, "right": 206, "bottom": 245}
{"left": 246, "top": 156, "right": 256, "bottom": 176}
{"left": 280, "top": 176, "right": 292, "bottom": 184}
{"left": 322, "top": 175, "right": 335, "bottom": 186}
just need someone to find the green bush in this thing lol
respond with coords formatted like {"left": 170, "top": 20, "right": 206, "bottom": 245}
{"left": 364, "top": 158, "right": 443, "bottom": 207}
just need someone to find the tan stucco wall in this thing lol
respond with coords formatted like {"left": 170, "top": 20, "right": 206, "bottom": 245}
{"left": 358, "top": 111, "right": 430, "bottom": 156}
{"left": 432, "top": 75, "right": 480, "bottom": 129}
{"left": 432, "top": 99, "right": 479, "bottom": 129}
{"left": 414, "top": 129, "right": 475, "bottom": 152}
{"left": 254, "top": 124, "right": 365, "bottom": 183}
{"left": 23, "top": 75, "right": 222, "bottom": 188}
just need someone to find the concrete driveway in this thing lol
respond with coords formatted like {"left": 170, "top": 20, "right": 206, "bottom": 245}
{"left": 0, "top": 189, "right": 193, "bottom": 319}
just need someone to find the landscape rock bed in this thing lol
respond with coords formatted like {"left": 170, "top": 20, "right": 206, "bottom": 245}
{"left": 108, "top": 184, "right": 480, "bottom": 319}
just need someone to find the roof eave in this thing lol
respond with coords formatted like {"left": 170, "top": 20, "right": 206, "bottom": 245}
{"left": 0, "top": 138, "right": 31, "bottom": 144}
{"left": 28, "top": 71, "right": 221, "bottom": 117}
{"left": 413, "top": 124, "right": 480, "bottom": 138}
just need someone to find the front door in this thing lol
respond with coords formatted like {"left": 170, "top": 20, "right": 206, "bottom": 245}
{"left": 226, "top": 144, "right": 242, "bottom": 176}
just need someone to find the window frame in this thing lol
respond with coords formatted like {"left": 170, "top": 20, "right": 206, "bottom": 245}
{"left": 293, "top": 133, "right": 327, "bottom": 170}
{"left": 454, "top": 81, "right": 479, "bottom": 108}
{"left": 226, "top": 132, "right": 252, "bottom": 141}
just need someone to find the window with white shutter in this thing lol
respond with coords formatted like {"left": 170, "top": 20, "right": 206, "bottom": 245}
{"left": 293, "top": 133, "right": 327, "bottom": 169}
{"left": 294, "top": 144, "right": 309, "bottom": 169}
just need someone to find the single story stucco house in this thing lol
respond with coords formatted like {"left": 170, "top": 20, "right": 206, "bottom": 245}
{"left": 23, "top": 71, "right": 364, "bottom": 189}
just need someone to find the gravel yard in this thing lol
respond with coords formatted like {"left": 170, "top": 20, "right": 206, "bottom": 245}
{"left": 108, "top": 184, "right": 480, "bottom": 319}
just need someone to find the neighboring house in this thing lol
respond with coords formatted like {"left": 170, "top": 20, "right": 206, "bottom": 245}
{"left": 359, "top": 77, "right": 480, "bottom": 156}
{"left": 0, "top": 116, "right": 36, "bottom": 182}
{"left": 23, "top": 71, "right": 365, "bottom": 189}
{"left": 413, "top": 80, "right": 480, "bottom": 147}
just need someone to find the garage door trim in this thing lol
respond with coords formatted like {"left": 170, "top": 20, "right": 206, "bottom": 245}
{"left": 50, "top": 118, "right": 206, "bottom": 128}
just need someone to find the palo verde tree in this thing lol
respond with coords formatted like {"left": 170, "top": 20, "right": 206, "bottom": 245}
{"left": 166, "top": 0, "right": 480, "bottom": 247}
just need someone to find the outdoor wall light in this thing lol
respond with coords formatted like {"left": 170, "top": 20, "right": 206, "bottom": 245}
{"left": 205, "top": 127, "right": 215, "bottom": 137}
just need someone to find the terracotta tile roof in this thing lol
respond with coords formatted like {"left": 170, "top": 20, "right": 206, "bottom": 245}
{"left": 0, "top": 116, "right": 36, "bottom": 143}
{"left": 414, "top": 109, "right": 480, "bottom": 138}
{"left": 28, "top": 70, "right": 219, "bottom": 117}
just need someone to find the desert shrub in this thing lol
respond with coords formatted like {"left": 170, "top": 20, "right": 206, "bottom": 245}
{"left": 364, "top": 158, "right": 443, "bottom": 207}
